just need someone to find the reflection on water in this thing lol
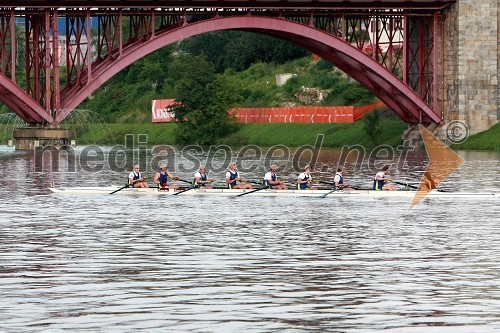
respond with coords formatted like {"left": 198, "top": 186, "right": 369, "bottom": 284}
{"left": 0, "top": 147, "right": 499, "bottom": 332}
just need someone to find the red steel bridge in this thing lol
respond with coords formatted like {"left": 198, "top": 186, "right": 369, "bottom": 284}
{"left": 0, "top": 0, "right": 455, "bottom": 126}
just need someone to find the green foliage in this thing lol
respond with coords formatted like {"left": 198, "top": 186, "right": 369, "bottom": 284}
{"left": 222, "top": 117, "right": 407, "bottom": 147}
{"left": 180, "top": 31, "right": 308, "bottom": 72}
{"left": 38, "top": 117, "right": 405, "bottom": 148}
{"left": 363, "top": 109, "right": 383, "bottom": 145}
{"left": 77, "top": 123, "right": 177, "bottom": 145}
{"left": 168, "top": 54, "right": 216, "bottom": 120}
{"left": 2, "top": 29, "right": 395, "bottom": 147}
{"left": 0, "top": 105, "right": 9, "bottom": 115}
{"left": 452, "top": 122, "right": 500, "bottom": 150}
{"left": 3, "top": 28, "right": 379, "bottom": 126}
{"left": 344, "top": 83, "right": 376, "bottom": 106}
{"left": 313, "top": 58, "right": 334, "bottom": 72}
{"left": 51, "top": 119, "right": 500, "bottom": 150}
{"left": 170, "top": 55, "right": 243, "bottom": 145}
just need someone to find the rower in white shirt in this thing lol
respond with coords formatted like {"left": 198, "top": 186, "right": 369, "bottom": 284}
{"left": 128, "top": 164, "right": 149, "bottom": 188}
{"left": 225, "top": 162, "right": 253, "bottom": 189}
{"left": 334, "top": 167, "right": 352, "bottom": 190}
{"left": 373, "top": 165, "right": 396, "bottom": 191}
{"left": 264, "top": 164, "right": 287, "bottom": 190}
{"left": 297, "top": 165, "right": 314, "bottom": 190}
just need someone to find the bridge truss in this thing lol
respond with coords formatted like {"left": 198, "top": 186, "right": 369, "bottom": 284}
{"left": 0, "top": 1, "right": 454, "bottom": 125}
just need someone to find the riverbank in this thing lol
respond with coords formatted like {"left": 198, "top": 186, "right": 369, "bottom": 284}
{"left": 451, "top": 123, "right": 499, "bottom": 151}
{"left": 64, "top": 117, "right": 408, "bottom": 148}
{"left": 1, "top": 120, "right": 498, "bottom": 149}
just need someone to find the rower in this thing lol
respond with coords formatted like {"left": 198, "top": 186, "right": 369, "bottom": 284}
{"left": 129, "top": 164, "right": 149, "bottom": 188}
{"left": 264, "top": 164, "right": 287, "bottom": 190}
{"left": 225, "top": 162, "right": 253, "bottom": 189}
{"left": 334, "top": 167, "right": 352, "bottom": 190}
{"left": 153, "top": 163, "right": 174, "bottom": 190}
{"left": 373, "top": 165, "right": 396, "bottom": 191}
{"left": 297, "top": 165, "right": 313, "bottom": 190}
{"left": 193, "top": 166, "right": 213, "bottom": 189}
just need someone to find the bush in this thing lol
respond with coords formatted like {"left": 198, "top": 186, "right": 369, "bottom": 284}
{"left": 363, "top": 110, "right": 382, "bottom": 145}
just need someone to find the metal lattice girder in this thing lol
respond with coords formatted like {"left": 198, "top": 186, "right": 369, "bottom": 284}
{"left": 0, "top": 4, "right": 452, "bottom": 125}
{"left": 65, "top": 13, "right": 90, "bottom": 87}
{"left": 0, "top": 11, "right": 15, "bottom": 81}
{"left": 1, "top": 1, "right": 457, "bottom": 10}
{"left": 0, "top": 72, "right": 53, "bottom": 123}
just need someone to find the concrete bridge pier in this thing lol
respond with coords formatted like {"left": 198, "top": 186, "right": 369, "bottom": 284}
{"left": 408, "top": 0, "right": 500, "bottom": 147}
{"left": 403, "top": 124, "right": 450, "bottom": 149}
{"left": 444, "top": 0, "right": 499, "bottom": 134}
{"left": 13, "top": 127, "right": 71, "bottom": 150}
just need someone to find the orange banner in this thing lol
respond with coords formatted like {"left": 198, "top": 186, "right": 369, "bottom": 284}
{"left": 233, "top": 102, "right": 384, "bottom": 123}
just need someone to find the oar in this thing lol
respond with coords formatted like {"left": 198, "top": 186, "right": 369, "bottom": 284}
{"left": 350, "top": 186, "right": 374, "bottom": 190}
{"left": 236, "top": 186, "right": 268, "bottom": 197}
{"left": 315, "top": 180, "right": 358, "bottom": 190}
{"left": 393, "top": 180, "right": 447, "bottom": 192}
{"left": 391, "top": 180, "right": 420, "bottom": 189}
{"left": 178, "top": 177, "right": 217, "bottom": 188}
{"left": 319, "top": 187, "right": 339, "bottom": 198}
{"left": 317, "top": 180, "right": 335, "bottom": 186}
{"left": 110, "top": 184, "right": 129, "bottom": 195}
{"left": 175, "top": 177, "right": 193, "bottom": 184}
{"left": 245, "top": 179, "right": 263, "bottom": 186}
{"left": 172, "top": 186, "right": 195, "bottom": 196}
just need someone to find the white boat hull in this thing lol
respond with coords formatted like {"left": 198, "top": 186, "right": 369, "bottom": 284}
{"left": 47, "top": 186, "right": 499, "bottom": 199}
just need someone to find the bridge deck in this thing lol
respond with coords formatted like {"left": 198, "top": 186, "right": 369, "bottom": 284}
{"left": 4, "top": 0, "right": 456, "bottom": 9}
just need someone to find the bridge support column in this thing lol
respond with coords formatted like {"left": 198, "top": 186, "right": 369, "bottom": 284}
{"left": 13, "top": 127, "right": 70, "bottom": 150}
{"left": 444, "top": 0, "right": 499, "bottom": 134}
{"left": 403, "top": 125, "right": 447, "bottom": 148}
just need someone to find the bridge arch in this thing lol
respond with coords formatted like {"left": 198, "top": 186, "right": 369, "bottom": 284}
{"left": 59, "top": 16, "right": 442, "bottom": 125}
{"left": 0, "top": 74, "right": 53, "bottom": 123}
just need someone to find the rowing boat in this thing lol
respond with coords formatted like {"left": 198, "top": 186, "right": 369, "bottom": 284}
{"left": 47, "top": 186, "right": 499, "bottom": 199}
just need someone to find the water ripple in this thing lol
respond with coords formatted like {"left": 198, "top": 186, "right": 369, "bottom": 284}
{"left": 0, "top": 149, "right": 499, "bottom": 332}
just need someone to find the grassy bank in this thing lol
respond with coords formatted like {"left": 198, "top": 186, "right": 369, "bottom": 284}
{"left": 73, "top": 123, "right": 177, "bottom": 145}
{"left": 1, "top": 120, "right": 406, "bottom": 147}
{"left": 66, "top": 118, "right": 408, "bottom": 147}
{"left": 3, "top": 120, "right": 498, "bottom": 149}
{"left": 221, "top": 119, "right": 407, "bottom": 147}
{"left": 452, "top": 123, "right": 500, "bottom": 151}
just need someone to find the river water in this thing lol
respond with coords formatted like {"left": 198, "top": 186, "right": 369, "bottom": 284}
{"left": 0, "top": 145, "right": 499, "bottom": 332}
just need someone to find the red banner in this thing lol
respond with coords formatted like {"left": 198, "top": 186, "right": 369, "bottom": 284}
{"left": 152, "top": 99, "right": 176, "bottom": 123}
{"left": 232, "top": 102, "right": 384, "bottom": 123}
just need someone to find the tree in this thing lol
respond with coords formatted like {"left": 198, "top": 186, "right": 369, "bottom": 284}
{"left": 179, "top": 31, "right": 308, "bottom": 72}
{"left": 168, "top": 54, "right": 216, "bottom": 120}
{"left": 363, "top": 109, "right": 382, "bottom": 145}
{"left": 170, "top": 55, "right": 243, "bottom": 145}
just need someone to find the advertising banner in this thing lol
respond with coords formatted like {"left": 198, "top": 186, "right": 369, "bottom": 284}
{"left": 152, "top": 99, "right": 176, "bottom": 123}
